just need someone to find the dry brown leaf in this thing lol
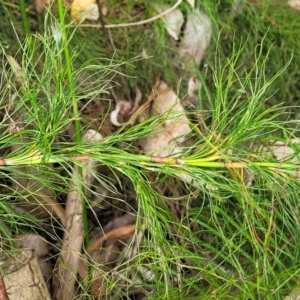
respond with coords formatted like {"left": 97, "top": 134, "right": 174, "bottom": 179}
{"left": 179, "top": 9, "right": 212, "bottom": 70}
{"left": 184, "top": 75, "right": 200, "bottom": 107}
{"left": 153, "top": 4, "right": 184, "bottom": 40}
{"left": 110, "top": 100, "right": 134, "bottom": 126}
{"left": 288, "top": 0, "right": 300, "bottom": 10}
{"left": 71, "top": 0, "right": 107, "bottom": 21}
{"left": 110, "top": 87, "right": 142, "bottom": 127}
{"left": 71, "top": 0, "right": 99, "bottom": 21}
{"left": 103, "top": 214, "right": 136, "bottom": 232}
{"left": 138, "top": 80, "right": 191, "bottom": 157}
{"left": 284, "top": 287, "right": 300, "bottom": 300}
{"left": 263, "top": 139, "right": 300, "bottom": 163}
{"left": 11, "top": 158, "right": 65, "bottom": 226}
{"left": 0, "top": 276, "right": 9, "bottom": 300}
{"left": 244, "top": 139, "right": 300, "bottom": 186}
{"left": 138, "top": 80, "right": 217, "bottom": 190}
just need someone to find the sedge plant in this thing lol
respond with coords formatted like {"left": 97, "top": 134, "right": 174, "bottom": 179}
{"left": 0, "top": 14, "right": 300, "bottom": 300}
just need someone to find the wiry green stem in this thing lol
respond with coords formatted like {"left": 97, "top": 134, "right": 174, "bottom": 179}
{"left": 19, "top": 0, "right": 30, "bottom": 35}
{"left": 2, "top": 151, "right": 299, "bottom": 174}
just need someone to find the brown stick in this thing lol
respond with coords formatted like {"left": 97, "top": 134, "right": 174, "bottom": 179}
{"left": 88, "top": 224, "right": 136, "bottom": 254}
{"left": 77, "top": 224, "right": 136, "bottom": 280}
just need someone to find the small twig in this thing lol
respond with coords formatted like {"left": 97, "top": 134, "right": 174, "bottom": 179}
{"left": 77, "top": 0, "right": 183, "bottom": 28}
{"left": 88, "top": 224, "right": 136, "bottom": 254}
{"left": 77, "top": 224, "right": 136, "bottom": 281}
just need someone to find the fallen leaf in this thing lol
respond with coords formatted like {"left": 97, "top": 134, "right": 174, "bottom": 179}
{"left": 245, "top": 139, "right": 300, "bottom": 186}
{"left": 265, "top": 139, "right": 300, "bottom": 163}
{"left": 186, "top": 0, "right": 195, "bottom": 8}
{"left": 138, "top": 80, "right": 218, "bottom": 191}
{"left": 137, "top": 265, "right": 155, "bottom": 283}
{"left": 180, "top": 76, "right": 200, "bottom": 108}
{"left": 71, "top": 0, "right": 99, "bottom": 21}
{"left": 110, "top": 87, "right": 142, "bottom": 127}
{"left": 141, "top": 48, "right": 149, "bottom": 59}
{"left": 0, "top": 276, "right": 9, "bottom": 300}
{"left": 179, "top": 9, "right": 212, "bottom": 70}
{"left": 138, "top": 80, "right": 191, "bottom": 156}
{"left": 110, "top": 100, "right": 134, "bottom": 126}
{"left": 188, "top": 76, "right": 199, "bottom": 97}
{"left": 288, "top": 0, "right": 300, "bottom": 10}
{"left": 71, "top": 0, "right": 107, "bottom": 21}
{"left": 153, "top": 4, "right": 184, "bottom": 40}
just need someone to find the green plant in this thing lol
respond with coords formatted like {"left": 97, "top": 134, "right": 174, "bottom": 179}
{"left": 0, "top": 1, "right": 300, "bottom": 299}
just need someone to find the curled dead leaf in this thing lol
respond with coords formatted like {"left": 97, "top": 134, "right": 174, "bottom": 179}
{"left": 110, "top": 87, "right": 142, "bottom": 126}
{"left": 138, "top": 80, "right": 217, "bottom": 190}
{"left": 110, "top": 100, "right": 134, "bottom": 126}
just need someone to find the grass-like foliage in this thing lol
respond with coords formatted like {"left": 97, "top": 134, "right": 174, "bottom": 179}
{"left": 1, "top": 6, "right": 300, "bottom": 300}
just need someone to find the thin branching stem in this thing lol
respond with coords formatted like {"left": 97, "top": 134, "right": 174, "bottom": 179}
{"left": 1, "top": 151, "right": 299, "bottom": 175}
